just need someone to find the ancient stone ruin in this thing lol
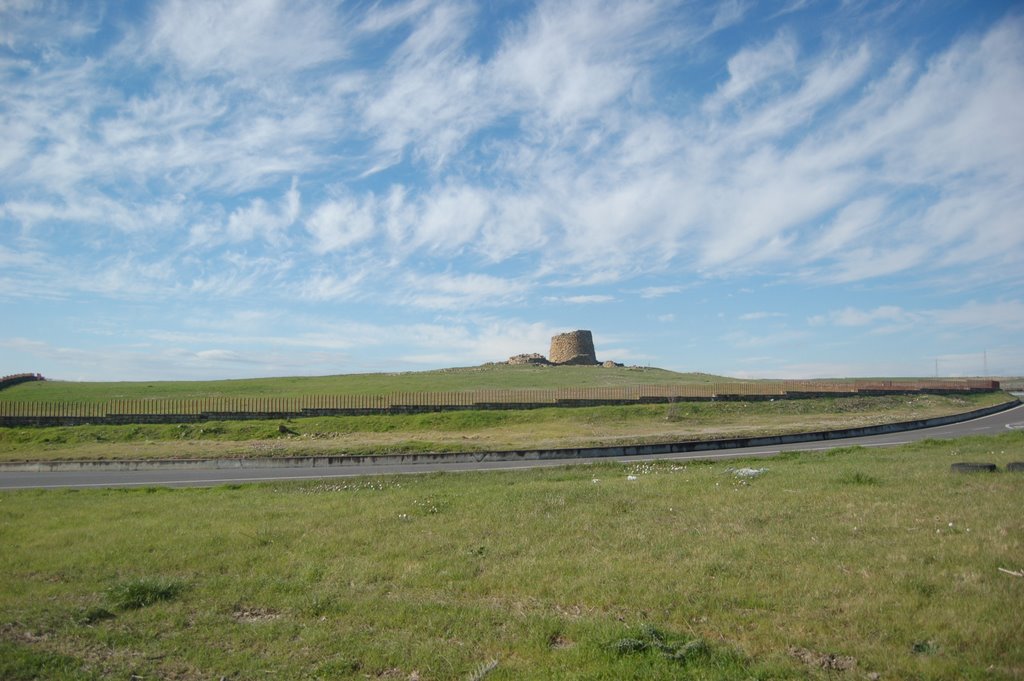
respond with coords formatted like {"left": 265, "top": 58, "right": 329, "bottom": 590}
{"left": 507, "top": 353, "right": 551, "bottom": 366}
{"left": 505, "top": 329, "right": 619, "bottom": 366}
{"left": 549, "top": 330, "right": 599, "bottom": 365}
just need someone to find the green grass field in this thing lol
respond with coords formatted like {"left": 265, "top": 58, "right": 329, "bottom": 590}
{"left": 0, "top": 366, "right": 733, "bottom": 404}
{"left": 2, "top": 433, "right": 1022, "bottom": 680}
{"left": 0, "top": 392, "right": 1011, "bottom": 462}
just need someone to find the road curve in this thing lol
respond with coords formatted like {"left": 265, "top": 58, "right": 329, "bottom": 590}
{"left": 2, "top": 402, "right": 1022, "bottom": 490}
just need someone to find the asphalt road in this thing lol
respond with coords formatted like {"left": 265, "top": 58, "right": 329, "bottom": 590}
{"left": 2, "top": 402, "right": 1022, "bottom": 490}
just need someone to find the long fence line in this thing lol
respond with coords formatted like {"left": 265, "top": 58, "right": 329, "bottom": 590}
{"left": 0, "top": 379, "right": 1000, "bottom": 422}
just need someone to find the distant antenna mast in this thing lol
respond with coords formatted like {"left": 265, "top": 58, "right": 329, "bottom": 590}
{"left": 934, "top": 358, "right": 939, "bottom": 378}
{"left": 983, "top": 350, "right": 988, "bottom": 376}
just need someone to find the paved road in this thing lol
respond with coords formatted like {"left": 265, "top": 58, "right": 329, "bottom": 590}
{"left": 2, "top": 403, "right": 1022, "bottom": 490}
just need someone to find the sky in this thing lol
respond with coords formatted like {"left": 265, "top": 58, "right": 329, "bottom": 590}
{"left": 1, "top": 0, "right": 1022, "bottom": 382}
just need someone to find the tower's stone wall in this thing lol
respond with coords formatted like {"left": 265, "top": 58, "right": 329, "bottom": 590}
{"left": 549, "top": 330, "right": 599, "bottom": 365}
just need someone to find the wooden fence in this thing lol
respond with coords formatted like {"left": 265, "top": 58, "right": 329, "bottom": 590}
{"left": 0, "top": 379, "right": 1000, "bottom": 420}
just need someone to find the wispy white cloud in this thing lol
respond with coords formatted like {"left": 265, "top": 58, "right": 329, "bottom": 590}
{"left": 400, "top": 272, "right": 532, "bottom": 311}
{"left": 705, "top": 30, "right": 798, "bottom": 111}
{"left": 146, "top": 0, "right": 348, "bottom": 77}
{"left": 640, "top": 286, "right": 683, "bottom": 299}
{"left": 493, "top": 0, "right": 662, "bottom": 125}
{"left": 357, "top": 0, "right": 433, "bottom": 33}
{"left": 1, "top": 335, "right": 358, "bottom": 382}
{"left": 810, "top": 300, "right": 1024, "bottom": 332}
{"left": 0, "top": 0, "right": 101, "bottom": 50}
{"left": 728, "top": 359, "right": 894, "bottom": 380}
{"left": 739, "top": 311, "right": 786, "bottom": 321}
{"left": 936, "top": 346, "right": 1024, "bottom": 377}
{"left": 361, "top": 1, "right": 489, "bottom": 168}
{"left": 410, "top": 183, "right": 492, "bottom": 253}
{"left": 187, "top": 179, "right": 301, "bottom": 247}
{"left": 305, "top": 193, "right": 377, "bottom": 254}
{"left": 396, "top": 318, "right": 556, "bottom": 366}
{"left": 773, "top": 0, "right": 816, "bottom": 18}
{"left": 7, "top": 3, "right": 1020, "bottom": 291}
{"left": 809, "top": 305, "right": 909, "bottom": 327}
{"left": 4, "top": 314, "right": 568, "bottom": 380}
{"left": 723, "top": 329, "right": 808, "bottom": 348}
{"left": 296, "top": 270, "right": 369, "bottom": 302}
{"left": 2, "top": 2, "right": 1023, "bottom": 379}
{"left": 546, "top": 294, "right": 616, "bottom": 304}
{"left": 3, "top": 193, "right": 186, "bottom": 234}
{"left": 926, "top": 300, "right": 1024, "bottom": 331}
{"left": 709, "top": 0, "right": 753, "bottom": 32}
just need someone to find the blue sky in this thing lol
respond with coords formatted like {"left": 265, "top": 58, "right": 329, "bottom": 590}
{"left": 1, "top": 0, "right": 1022, "bottom": 381}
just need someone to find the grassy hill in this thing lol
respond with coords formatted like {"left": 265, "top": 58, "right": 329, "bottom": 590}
{"left": 0, "top": 365, "right": 734, "bottom": 404}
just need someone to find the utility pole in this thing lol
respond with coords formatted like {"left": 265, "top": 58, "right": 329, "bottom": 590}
{"left": 934, "top": 358, "right": 939, "bottom": 378}
{"left": 983, "top": 350, "right": 988, "bottom": 377}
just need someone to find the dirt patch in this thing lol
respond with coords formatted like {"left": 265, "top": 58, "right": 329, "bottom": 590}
{"left": 376, "top": 669, "right": 421, "bottom": 680}
{"left": 549, "top": 633, "right": 575, "bottom": 649}
{"left": 0, "top": 622, "right": 49, "bottom": 644}
{"left": 788, "top": 646, "right": 858, "bottom": 671}
{"left": 231, "top": 607, "right": 280, "bottom": 623}
{"left": 552, "top": 602, "right": 600, "bottom": 620}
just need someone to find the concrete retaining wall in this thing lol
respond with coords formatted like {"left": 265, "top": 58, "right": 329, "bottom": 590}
{"left": 2, "top": 398, "right": 1017, "bottom": 473}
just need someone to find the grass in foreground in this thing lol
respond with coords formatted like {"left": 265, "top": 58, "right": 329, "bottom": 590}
{"left": 0, "top": 391, "right": 1011, "bottom": 462}
{"left": 1, "top": 433, "right": 1022, "bottom": 679}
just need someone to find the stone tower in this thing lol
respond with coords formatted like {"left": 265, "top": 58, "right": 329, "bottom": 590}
{"left": 549, "top": 330, "right": 599, "bottom": 365}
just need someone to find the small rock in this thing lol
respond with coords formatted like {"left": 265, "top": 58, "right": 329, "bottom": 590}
{"left": 950, "top": 462, "right": 997, "bottom": 473}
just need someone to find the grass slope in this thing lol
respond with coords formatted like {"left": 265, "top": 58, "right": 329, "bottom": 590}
{"left": 0, "top": 366, "right": 732, "bottom": 404}
{"left": 0, "top": 392, "right": 1011, "bottom": 462}
{"left": 1, "top": 433, "right": 1022, "bottom": 680}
